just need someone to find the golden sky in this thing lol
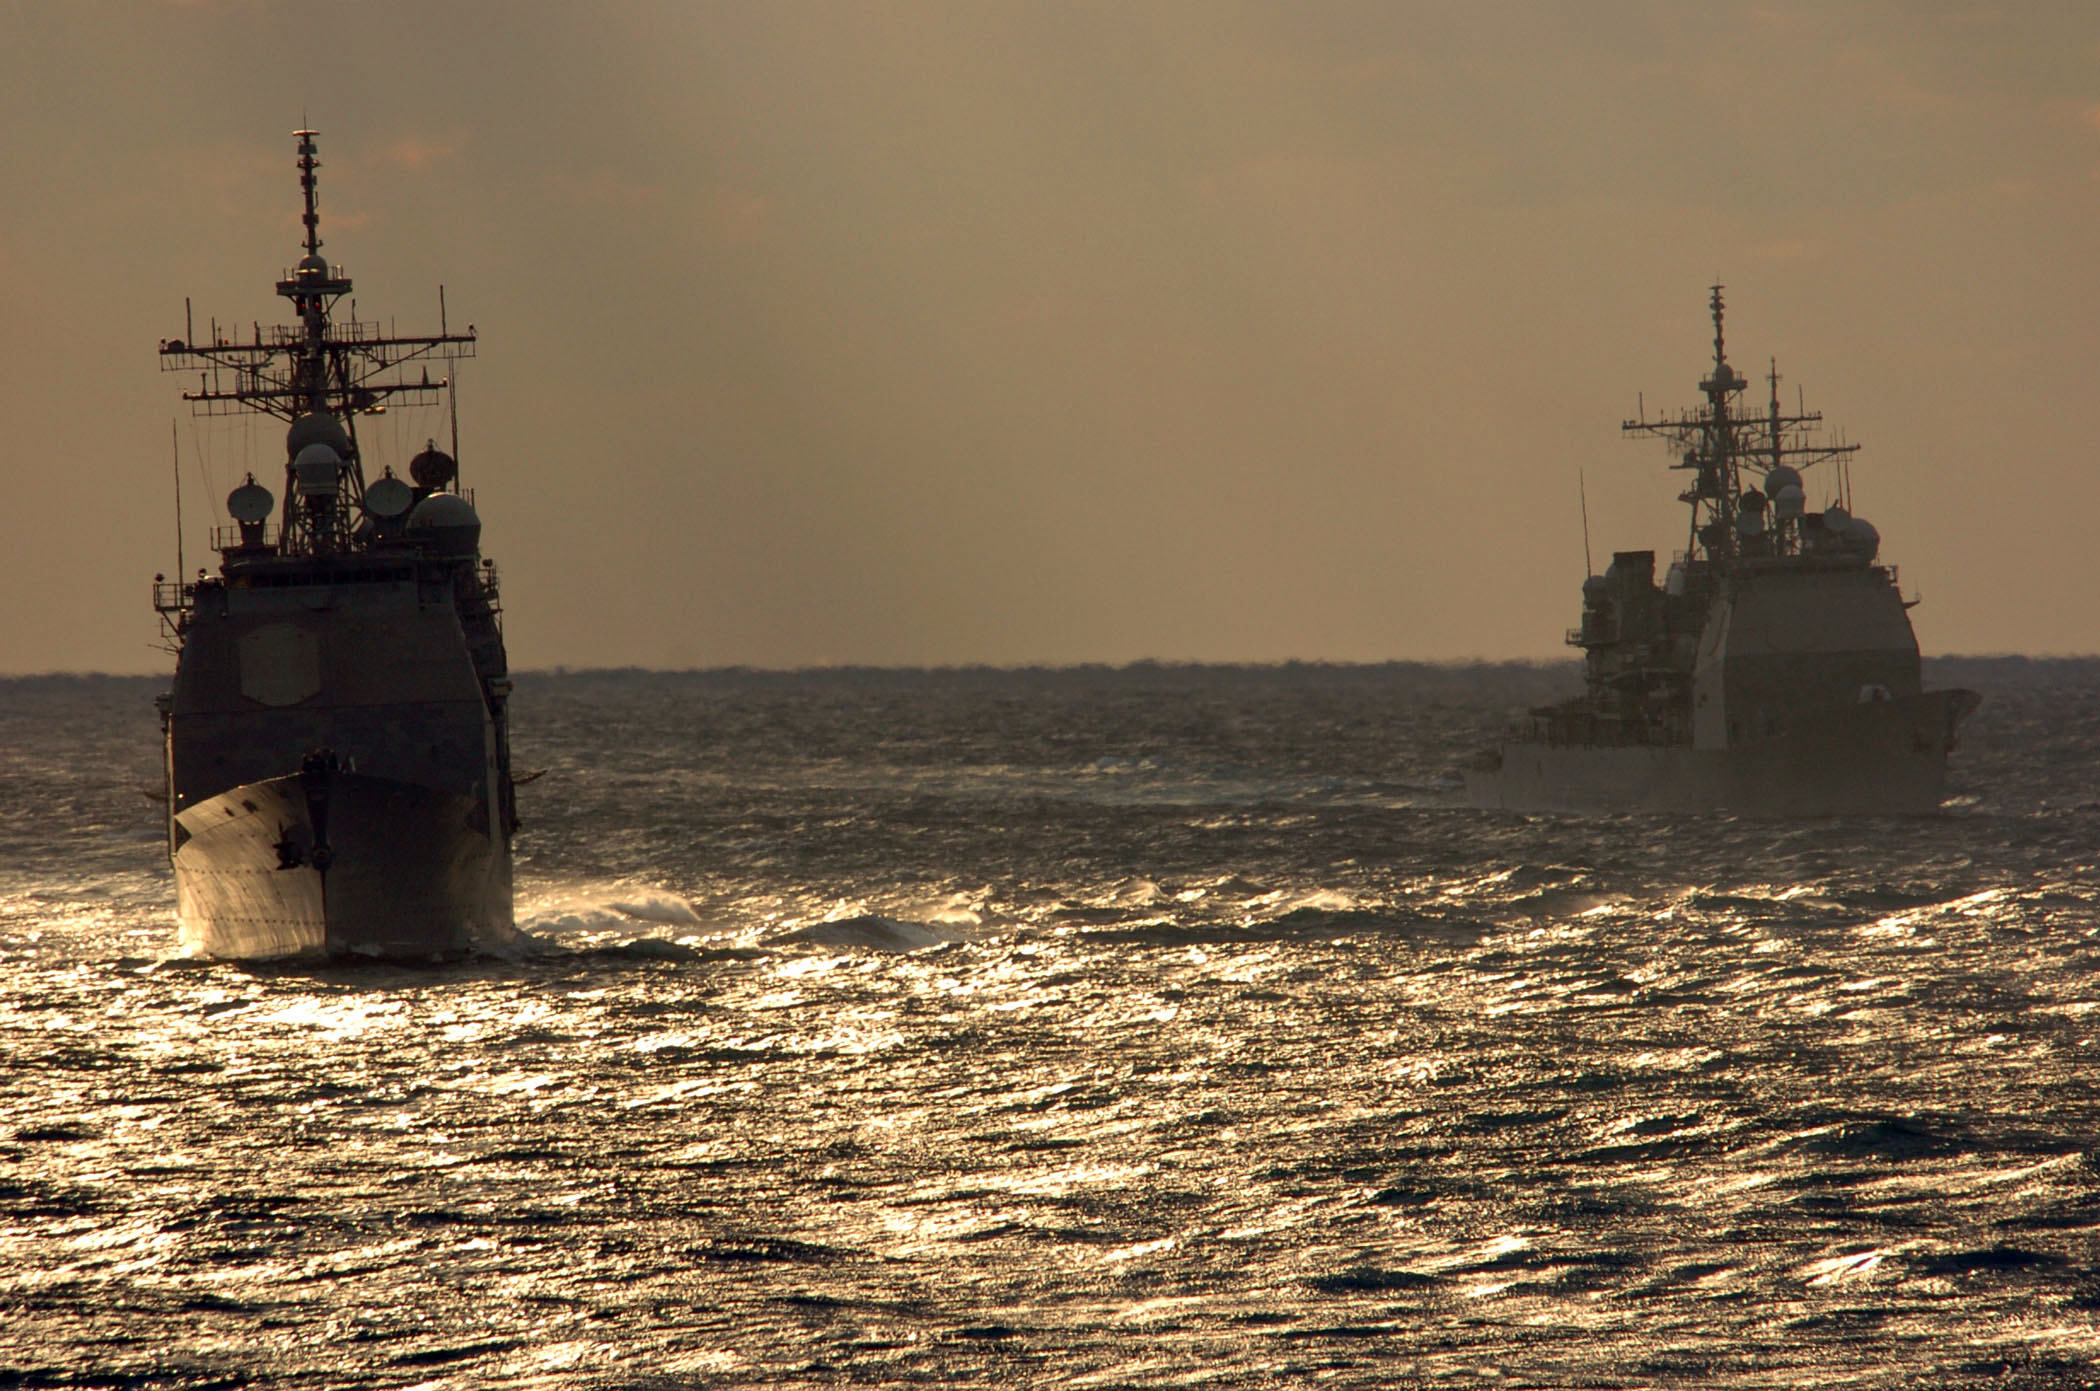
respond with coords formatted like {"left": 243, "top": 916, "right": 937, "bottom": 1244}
{"left": 3, "top": 1, "right": 2096, "bottom": 671}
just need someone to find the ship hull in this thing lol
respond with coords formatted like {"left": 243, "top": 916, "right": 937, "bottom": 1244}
{"left": 172, "top": 770, "right": 515, "bottom": 960}
{"left": 1465, "top": 689, "right": 1975, "bottom": 816}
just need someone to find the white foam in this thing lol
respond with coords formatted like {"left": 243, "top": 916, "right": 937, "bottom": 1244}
{"left": 773, "top": 913, "right": 945, "bottom": 951}
{"left": 607, "top": 894, "right": 702, "bottom": 925}
{"left": 516, "top": 883, "right": 708, "bottom": 937}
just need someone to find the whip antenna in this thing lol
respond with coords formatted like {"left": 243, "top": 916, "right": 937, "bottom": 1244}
{"left": 171, "top": 418, "right": 184, "bottom": 585}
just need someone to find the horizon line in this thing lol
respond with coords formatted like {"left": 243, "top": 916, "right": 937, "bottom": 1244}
{"left": 0, "top": 652, "right": 2079, "bottom": 681}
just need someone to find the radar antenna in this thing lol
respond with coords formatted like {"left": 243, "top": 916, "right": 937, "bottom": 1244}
{"left": 296, "top": 128, "right": 323, "bottom": 259}
{"left": 158, "top": 131, "right": 476, "bottom": 558}
{"left": 1621, "top": 284, "right": 1860, "bottom": 565}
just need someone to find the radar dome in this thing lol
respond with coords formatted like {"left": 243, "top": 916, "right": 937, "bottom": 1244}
{"left": 1822, "top": 504, "right": 1851, "bottom": 530}
{"left": 1582, "top": 575, "right": 1609, "bottom": 603}
{"left": 227, "top": 480, "right": 274, "bottom": 524}
{"left": 293, "top": 443, "right": 342, "bottom": 497}
{"left": 297, "top": 253, "right": 329, "bottom": 276}
{"left": 1738, "top": 489, "right": 1767, "bottom": 514}
{"left": 1847, "top": 517, "right": 1881, "bottom": 560}
{"left": 1735, "top": 511, "right": 1765, "bottom": 537}
{"left": 363, "top": 475, "right": 415, "bottom": 520}
{"left": 1763, "top": 465, "right": 1802, "bottom": 498}
{"left": 286, "top": 413, "right": 350, "bottom": 460}
{"left": 407, "top": 492, "right": 481, "bottom": 555}
{"left": 409, "top": 444, "right": 457, "bottom": 490}
{"left": 1773, "top": 483, "right": 1805, "bottom": 519}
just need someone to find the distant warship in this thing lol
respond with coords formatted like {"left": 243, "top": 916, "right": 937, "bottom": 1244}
{"left": 153, "top": 131, "right": 517, "bottom": 957}
{"left": 1467, "top": 287, "right": 1977, "bottom": 815}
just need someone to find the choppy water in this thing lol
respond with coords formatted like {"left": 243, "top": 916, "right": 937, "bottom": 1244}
{"left": 4, "top": 660, "right": 2099, "bottom": 1388}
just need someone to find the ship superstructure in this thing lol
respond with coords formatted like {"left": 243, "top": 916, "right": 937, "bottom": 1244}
{"left": 1466, "top": 288, "right": 1976, "bottom": 815}
{"left": 153, "top": 131, "right": 517, "bottom": 956}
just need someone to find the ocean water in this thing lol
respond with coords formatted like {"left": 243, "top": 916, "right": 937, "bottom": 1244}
{"left": 2, "top": 659, "right": 2097, "bottom": 1388}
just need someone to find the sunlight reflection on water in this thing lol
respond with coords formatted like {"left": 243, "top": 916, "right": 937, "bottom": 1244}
{"left": 3, "top": 665, "right": 2099, "bottom": 1385}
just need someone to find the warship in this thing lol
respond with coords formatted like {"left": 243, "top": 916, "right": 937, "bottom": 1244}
{"left": 1466, "top": 287, "right": 1977, "bottom": 815}
{"left": 152, "top": 131, "right": 518, "bottom": 957}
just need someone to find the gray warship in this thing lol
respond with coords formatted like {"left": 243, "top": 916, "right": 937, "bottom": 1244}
{"left": 1466, "top": 287, "right": 1977, "bottom": 815}
{"left": 152, "top": 131, "right": 518, "bottom": 957}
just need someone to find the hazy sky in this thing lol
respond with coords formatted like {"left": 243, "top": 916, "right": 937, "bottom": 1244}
{"left": 3, "top": 1, "right": 2096, "bottom": 672}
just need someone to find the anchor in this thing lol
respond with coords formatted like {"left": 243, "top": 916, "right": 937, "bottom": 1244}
{"left": 299, "top": 748, "right": 339, "bottom": 873}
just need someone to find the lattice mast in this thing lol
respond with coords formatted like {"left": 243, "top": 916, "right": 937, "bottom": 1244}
{"left": 1621, "top": 285, "right": 1859, "bottom": 565}
{"left": 159, "top": 130, "right": 476, "bottom": 557}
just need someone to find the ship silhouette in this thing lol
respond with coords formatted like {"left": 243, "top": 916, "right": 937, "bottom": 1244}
{"left": 153, "top": 131, "right": 517, "bottom": 956}
{"left": 1467, "top": 287, "right": 1977, "bottom": 814}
